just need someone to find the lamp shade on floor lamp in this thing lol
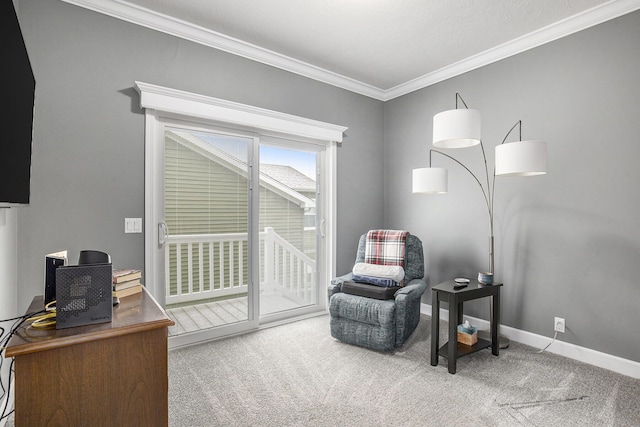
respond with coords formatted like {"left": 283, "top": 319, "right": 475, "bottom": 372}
{"left": 412, "top": 167, "right": 448, "bottom": 194}
{"left": 433, "top": 109, "right": 481, "bottom": 148}
{"left": 495, "top": 140, "right": 547, "bottom": 176}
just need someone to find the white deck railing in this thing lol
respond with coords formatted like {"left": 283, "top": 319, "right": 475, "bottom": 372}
{"left": 165, "top": 227, "right": 316, "bottom": 305}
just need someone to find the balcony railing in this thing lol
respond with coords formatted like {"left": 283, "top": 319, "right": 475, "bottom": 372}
{"left": 165, "top": 227, "right": 316, "bottom": 306}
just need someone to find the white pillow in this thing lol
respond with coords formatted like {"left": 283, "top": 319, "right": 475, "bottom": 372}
{"left": 352, "top": 262, "right": 405, "bottom": 282}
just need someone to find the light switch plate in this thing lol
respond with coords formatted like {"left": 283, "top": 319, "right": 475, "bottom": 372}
{"left": 125, "top": 218, "right": 142, "bottom": 234}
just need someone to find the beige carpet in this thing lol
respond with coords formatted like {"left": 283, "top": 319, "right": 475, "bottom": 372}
{"left": 168, "top": 314, "right": 640, "bottom": 426}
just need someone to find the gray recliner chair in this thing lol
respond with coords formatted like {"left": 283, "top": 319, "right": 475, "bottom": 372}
{"left": 328, "top": 232, "right": 427, "bottom": 352}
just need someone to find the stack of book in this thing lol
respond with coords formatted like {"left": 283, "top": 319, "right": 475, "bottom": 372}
{"left": 113, "top": 269, "right": 143, "bottom": 298}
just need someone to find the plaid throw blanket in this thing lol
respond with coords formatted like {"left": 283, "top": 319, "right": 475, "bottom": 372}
{"left": 364, "top": 230, "right": 408, "bottom": 268}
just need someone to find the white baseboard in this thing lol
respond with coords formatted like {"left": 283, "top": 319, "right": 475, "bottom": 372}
{"left": 421, "top": 303, "right": 640, "bottom": 379}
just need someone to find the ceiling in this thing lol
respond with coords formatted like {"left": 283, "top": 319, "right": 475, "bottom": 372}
{"left": 63, "top": 0, "right": 640, "bottom": 100}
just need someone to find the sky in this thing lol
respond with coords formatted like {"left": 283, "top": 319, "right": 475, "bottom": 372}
{"left": 191, "top": 130, "right": 317, "bottom": 180}
{"left": 260, "top": 146, "right": 316, "bottom": 180}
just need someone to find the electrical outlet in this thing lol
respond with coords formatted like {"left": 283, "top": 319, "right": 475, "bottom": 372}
{"left": 554, "top": 317, "right": 565, "bottom": 333}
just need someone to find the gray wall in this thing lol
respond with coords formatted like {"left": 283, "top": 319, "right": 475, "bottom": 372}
{"left": 14, "top": 0, "right": 640, "bottom": 364}
{"left": 15, "top": 0, "right": 384, "bottom": 311}
{"left": 385, "top": 11, "right": 640, "bottom": 363}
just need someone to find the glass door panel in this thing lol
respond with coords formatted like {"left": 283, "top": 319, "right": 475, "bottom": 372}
{"left": 164, "top": 127, "right": 253, "bottom": 338}
{"left": 259, "top": 145, "right": 319, "bottom": 317}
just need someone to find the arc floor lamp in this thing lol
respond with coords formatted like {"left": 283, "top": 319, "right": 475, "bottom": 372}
{"left": 412, "top": 93, "right": 547, "bottom": 347}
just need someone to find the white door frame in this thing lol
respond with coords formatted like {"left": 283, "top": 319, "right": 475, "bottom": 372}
{"left": 136, "top": 82, "right": 346, "bottom": 339}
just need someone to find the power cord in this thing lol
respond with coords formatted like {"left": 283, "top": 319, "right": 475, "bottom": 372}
{"left": 0, "top": 359, "right": 14, "bottom": 422}
{"left": 537, "top": 330, "right": 558, "bottom": 354}
{"left": 26, "top": 300, "right": 57, "bottom": 330}
{"left": 1, "top": 309, "right": 49, "bottom": 422}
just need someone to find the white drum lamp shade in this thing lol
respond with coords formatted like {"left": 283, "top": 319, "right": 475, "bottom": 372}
{"left": 412, "top": 168, "right": 448, "bottom": 194}
{"left": 433, "top": 109, "right": 481, "bottom": 148}
{"left": 495, "top": 140, "right": 547, "bottom": 176}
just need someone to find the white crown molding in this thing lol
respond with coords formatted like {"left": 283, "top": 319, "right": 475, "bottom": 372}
{"left": 62, "top": 0, "right": 640, "bottom": 101}
{"left": 60, "top": 0, "right": 385, "bottom": 100}
{"left": 384, "top": 0, "right": 640, "bottom": 100}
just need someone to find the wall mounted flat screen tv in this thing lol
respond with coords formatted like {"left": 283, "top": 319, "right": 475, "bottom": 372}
{"left": 0, "top": 1, "right": 35, "bottom": 207}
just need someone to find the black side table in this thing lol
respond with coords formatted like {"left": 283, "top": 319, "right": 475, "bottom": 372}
{"left": 431, "top": 280, "right": 502, "bottom": 374}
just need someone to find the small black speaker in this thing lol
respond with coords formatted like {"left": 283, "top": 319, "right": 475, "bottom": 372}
{"left": 78, "top": 250, "right": 111, "bottom": 265}
{"left": 55, "top": 263, "right": 113, "bottom": 329}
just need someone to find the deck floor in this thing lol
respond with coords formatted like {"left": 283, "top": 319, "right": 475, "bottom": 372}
{"left": 166, "top": 294, "right": 304, "bottom": 337}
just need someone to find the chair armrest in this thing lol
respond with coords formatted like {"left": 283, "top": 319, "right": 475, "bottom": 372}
{"left": 328, "top": 272, "right": 353, "bottom": 299}
{"left": 394, "top": 279, "right": 427, "bottom": 301}
{"left": 393, "top": 278, "right": 427, "bottom": 347}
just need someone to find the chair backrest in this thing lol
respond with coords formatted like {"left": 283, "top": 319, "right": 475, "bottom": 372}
{"left": 354, "top": 232, "right": 424, "bottom": 282}
{"left": 78, "top": 250, "right": 111, "bottom": 265}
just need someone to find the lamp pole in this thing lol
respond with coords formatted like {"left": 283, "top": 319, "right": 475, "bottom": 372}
{"left": 429, "top": 144, "right": 495, "bottom": 274}
{"left": 430, "top": 118, "right": 527, "bottom": 276}
{"left": 430, "top": 125, "right": 529, "bottom": 350}
{"left": 415, "top": 94, "right": 547, "bottom": 349}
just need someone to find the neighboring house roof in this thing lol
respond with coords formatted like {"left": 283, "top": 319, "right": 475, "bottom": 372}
{"left": 259, "top": 164, "right": 315, "bottom": 193}
{"left": 166, "top": 130, "right": 315, "bottom": 208}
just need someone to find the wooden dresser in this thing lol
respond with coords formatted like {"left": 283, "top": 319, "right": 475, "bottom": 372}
{"left": 5, "top": 287, "right": 174, "bottom": 427}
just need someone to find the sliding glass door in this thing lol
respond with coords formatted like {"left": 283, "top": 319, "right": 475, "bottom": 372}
{"left": 146, "top": 117, "right": 328, "bottom": 347}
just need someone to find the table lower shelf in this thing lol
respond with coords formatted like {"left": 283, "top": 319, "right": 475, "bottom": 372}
{"left": 438, "top": 338, "right": 492, "bottom": 359}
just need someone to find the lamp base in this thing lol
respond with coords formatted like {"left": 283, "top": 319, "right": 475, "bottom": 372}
{"left": 477, "top": 329, "right": 510, "bottom": 349}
